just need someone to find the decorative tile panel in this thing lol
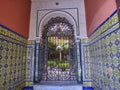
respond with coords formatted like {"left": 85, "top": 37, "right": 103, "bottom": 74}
{"left": 82, "top": 10, "right": 120, "bottom": 90}
{"left": 0, "top": 25, "right": 27, "bottom": 90}
{"left": 89, "top": 11, "right": 120, "bottom": 90}
{"left": 81, "top": 38, "right": 92, "bottom": 86}
{"left": 26, "top": 40, "right": 35, "bottom": 86}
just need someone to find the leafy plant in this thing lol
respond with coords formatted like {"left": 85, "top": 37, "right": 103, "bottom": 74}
{"left": 59, "top": 62, "right": 70, "bottom": 71}
{"left": 48, "top": 61, "right": 57, "bottom": 67}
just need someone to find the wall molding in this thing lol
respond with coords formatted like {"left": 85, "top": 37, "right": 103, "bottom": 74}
{"left": 88, "top": 10, "right": 118, "bottom": 38}
{"left": 0, "top": 24, "right": 27, "bottom": 39}
{"left": 0, "top": 24, "right": 27, "bottom": 44}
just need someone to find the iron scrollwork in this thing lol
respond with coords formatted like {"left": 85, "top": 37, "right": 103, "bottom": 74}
{"left": 41, "top": 16, "right": 76, "bottom": 81}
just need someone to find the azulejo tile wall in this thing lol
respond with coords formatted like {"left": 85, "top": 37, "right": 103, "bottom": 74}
{"left": 81, "top": 38, "right": 92, "bottom": 87}
{"left": 82, "top": 10, "right": 120, "bottom": 90}
{"left": 26, "top": 40, "right": 42, "bottom": 85}
{"left": 0, "top": 25, "right": 27, "bottom": 90}
{"left": 26, "top": 40, "right": 35, "bottom": 87}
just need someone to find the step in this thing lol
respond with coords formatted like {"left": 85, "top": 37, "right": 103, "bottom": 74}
{"left": 33, "top": 85, "right": 83, "bottom": 90}
{"left": 33, "top": 81, "right": 83, "bottom": 90}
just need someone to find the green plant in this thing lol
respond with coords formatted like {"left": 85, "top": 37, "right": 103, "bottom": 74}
{"left": 48, "top": 61, "right": 56, "bottom": 67}
{"left": 59, "top": 62, "right": 70, "bottom": 71}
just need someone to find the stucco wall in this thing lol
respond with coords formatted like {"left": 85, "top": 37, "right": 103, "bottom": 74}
{"left": 0, "top": 0, "right": 31, "bottom": 38}
{"left": 85, "top": 0, "right": 117, "bottom": 36}
{"left": 29, "top": 0, "right": 87, "bottom": 40}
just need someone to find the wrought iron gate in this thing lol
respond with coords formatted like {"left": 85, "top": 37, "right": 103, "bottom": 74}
{"left": 41, "top": 17, "right": 77, "bottom": 81}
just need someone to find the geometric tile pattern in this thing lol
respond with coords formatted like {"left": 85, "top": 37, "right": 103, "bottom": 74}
{"left": 0, "top": 25, "right": 27, "bottom": 90}
{"left": 76, "top": 40, "right": 83, "bottom": 84}
{"left": 26, "top": 41, "right": 48, "bottom": 86}
{"left": 81, "top": 38, "right": 92, "bottom": 86}
{"left": 82, "top": 10, "right": 120, "bottom": 90}
{"left": 26, "top": 40, "right": 35, "bottom": 86}
{"left": 90, "top": 28, "right": 120, "bottom": 90}
{"left": 89, "top": 11, "right": 120, "bottom": 90}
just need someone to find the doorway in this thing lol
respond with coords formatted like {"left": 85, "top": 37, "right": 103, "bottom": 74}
{"left": 41, "top": 17, "right": 77, "bottom": 81}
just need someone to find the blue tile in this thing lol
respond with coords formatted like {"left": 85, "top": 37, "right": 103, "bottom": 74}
{"left": 22, "top": 86, "right": 33, "bottom": 90}
{"left": 83, "top": 87, "right": 94, "bottom": 90}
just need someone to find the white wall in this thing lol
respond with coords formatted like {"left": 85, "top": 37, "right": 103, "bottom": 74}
{"left": 29, "top": 0, "right": 87, "bottom": 40}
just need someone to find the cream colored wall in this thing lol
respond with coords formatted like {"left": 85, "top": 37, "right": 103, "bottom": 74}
{"left": 29, "top": 0, "right": 87, "bottom": 40}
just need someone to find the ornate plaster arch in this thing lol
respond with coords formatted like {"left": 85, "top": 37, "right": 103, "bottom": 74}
{"left": 37, "top": 10, "right": 78, "bottom": 40}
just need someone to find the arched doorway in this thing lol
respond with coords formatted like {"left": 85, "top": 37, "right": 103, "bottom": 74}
{"left": 41, "top": 17, "right": 77, "bottom": 81}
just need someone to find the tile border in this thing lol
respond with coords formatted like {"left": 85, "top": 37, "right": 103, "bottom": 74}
{"left": 0, "top": 24, "right": 27, "bottom": 39}
{"left": 88, "top": 10, "right": 118, "bottom": 38}
{"left": 83, "top": 86, "right": 94, "bottom": 90}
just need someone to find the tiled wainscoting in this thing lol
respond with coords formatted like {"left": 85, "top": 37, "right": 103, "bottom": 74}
{"left": 82, "top": 10, "right": 120, "bottom": 90}
{"left": 24, "top": 40, "right": 35, "bottom": 89}
{"left": 0, "top": 25, "right": 27, "bottom": 90}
